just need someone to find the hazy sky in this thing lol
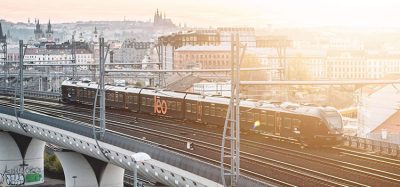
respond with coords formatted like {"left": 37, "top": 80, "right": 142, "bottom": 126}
{"left": 1, "top": 0, "right": 400, "bottom": 28}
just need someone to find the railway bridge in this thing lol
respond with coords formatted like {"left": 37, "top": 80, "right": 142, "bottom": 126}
{"left": 0, "top": 98, "right": 268, "bottom": 186}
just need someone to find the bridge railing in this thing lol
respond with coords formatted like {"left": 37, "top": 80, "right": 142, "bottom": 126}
{"left": 0, "top": 87, "right": 61, "bottom": 100}
{"left": 343, "top": 135, "right": 400, "bottom": 158}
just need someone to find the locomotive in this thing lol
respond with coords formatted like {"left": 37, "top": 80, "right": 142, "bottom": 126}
{"left": 61, "top": 80, "right": 343, "bottom": 147}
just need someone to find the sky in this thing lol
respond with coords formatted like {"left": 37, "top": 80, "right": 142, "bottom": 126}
{"left": 1, "top": 0, "right": 400, "bottom": 28}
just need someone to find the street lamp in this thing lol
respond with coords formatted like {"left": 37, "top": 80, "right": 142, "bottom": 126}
{"left": 131, "top": 152, "right": 151, "bottom": 187}
{"left": 72, "top": 176, "right": 77, "bottom": 187}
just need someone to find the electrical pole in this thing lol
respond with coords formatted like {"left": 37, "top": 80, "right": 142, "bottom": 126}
{"left": 0, "top": 28, "right": 7, "bottom": 88}
{"left": 99, "top": 37, "right": 106, "bottom": 139}
{"left": 221, "top": 34, "right": 244, "bottom": 187}
{"left": 72, "top": 32, "right": 77, "bottom": 80}
{"left": 19, "top": 40, "right": 24, "bottom": 114}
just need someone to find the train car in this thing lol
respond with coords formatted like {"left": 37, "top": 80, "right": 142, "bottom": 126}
{"left": 61, "top": 80, "right": 78, "bottom": 102}
{"left": 125, "top": 87, "right": 142, "bottom": 112}
{"left": 76, "top": 82, "right": 98, "bottom": 105}
{"left": 271, "top": 103, "right": 343, "bottom": 146}
{"left": 61, "top": 80, "right": 343, "bottom": 147}
{"left": 105, "top": 86, "right": 128, "bottom": 109}
{"left": 184, "top": 93, "right": 230, "bottom": 125}
{"left": 139, "top": 88, "right": 186, "bottom": 119}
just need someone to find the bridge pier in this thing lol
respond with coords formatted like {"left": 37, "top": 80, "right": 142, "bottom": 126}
{"left": 0, "top": 131, "right": 45, "bottom": 186}
{"left": 55, "top": 151, "right": 124, "bottom": 187}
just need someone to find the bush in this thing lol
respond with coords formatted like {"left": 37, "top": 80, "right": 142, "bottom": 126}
{"left": 44, "top": 152, "right": 65, "bottom": 179}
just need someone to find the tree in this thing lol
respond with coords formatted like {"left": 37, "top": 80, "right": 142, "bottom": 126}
{"left": 288, "top": 54, "right": 310, "bottom": 80}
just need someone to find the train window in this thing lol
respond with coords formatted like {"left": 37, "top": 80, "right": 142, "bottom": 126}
{"left": 260, "top": 114, "right": 266, "bottom": 125}
{"left": 267, "top": 115, "right": 274, "bottom": 126}
{"left": 141, "top": 97, "right": 146, "bottom": 106}
{"left": 283, "top": 118, "right": 291, "bottom": 129}
{"left": 254, "top": 113, "right": 259, "bottom": 122}
{"left": 119, "top": 94, "right": 123, "bottom": 102}
{"left": 177, "top": 102, "right": 182, "bottom": 111}
{"left": 133, "top": 96, "right": 138, "bottom": 104}
{"left": 222, "top": 108, "right": 227, "bottom": 117}
{"left": 292, "top": 119, "right": 301, "bottom": 129}
{"left": 186, "top": 103, "right": 191, "bottom": 112}
{"left": 217, "top": 107, "right": 225, "bottom": 117}
{"left": 210, "top": 106, "right": 215, "bottom": 116}
{"left": 149, "top": 98, "right": 153, "bottom": 106}
{"left": 111, "top": 93, "right": 115, "bottom": 101}
{"left": 247, "top": 112, "right": 254, "bottom": 122}
{"left": 214, "top": 107, "right": 219, "bottom": 117}
{"left": 240, "top": 112, "right": 246, "bottom": 121}
{"left": 192, "top": 104, "right": 197, "bottom": 113}
{"left": 204, "top": 106, "right": 209, "bottom": 115}
{"left": 171, "top": 101, "right": 176, "bottom": 110}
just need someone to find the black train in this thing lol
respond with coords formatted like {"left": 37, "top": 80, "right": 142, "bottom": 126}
{"left": 62, "top": 80, "right": 343, "bottom": 147}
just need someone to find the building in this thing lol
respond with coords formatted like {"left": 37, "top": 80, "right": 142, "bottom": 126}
{"left": 356, "top": 80, "right": 400, "bottom": 143}
{"left": 193, "top": 82, "right": 231, "bottom": 97}
{"left": 24, "top": 42, "right": 93, "bottom": 70}
{"left": 158, "top": 30, "right": 220, "bottom": 48}
{"left": 326, "top": 50, "right": 400, "bottom": 80}
{"left": 113, "top": 38, "right": 152, "bottom": 67}
{"left": 158, "top": 30, "right": 221, "bottom": 70}
{"left": 34, "top": 19, "right": 44, "bottom": 41}
{"left": 174, "top": 46, "right": 230, "bottom": 69}
{"left": 153, "top": 9, "right": 175, "bottom": 27}
{"left": 218, "top": 27, "right": 256, "bottom": 48}
{"left": 46, "top": 20, "right": 53, "bottom": 42}
{"left": 34, "top": 19, "right": 54, "bottom": 42}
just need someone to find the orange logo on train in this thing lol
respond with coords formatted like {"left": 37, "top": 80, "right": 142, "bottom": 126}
{"left": 154, "top": 96, "right": 167, "bottom": 114}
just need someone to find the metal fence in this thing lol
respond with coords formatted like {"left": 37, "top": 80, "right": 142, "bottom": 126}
{"left": 343, "top": 135, "right": 400, "bottom": 158}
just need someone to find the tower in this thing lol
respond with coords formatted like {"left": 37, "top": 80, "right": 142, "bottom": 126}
{"left": 46, "top": 19, "right": 54, "bottom": 42}
{"left": 154, "top": 9, "right": 161, "bottom": 26}
{"left": 79, "top": 32, "right": 84, "bottom": 42}
{"left": 93, "top": 27, "right": 99, "bottom": 43}
{"left": 0, "top": 23, "right": 5, "bottom": 41}
{"left": 34, "top": 19, "right": 43, "bottom": 41}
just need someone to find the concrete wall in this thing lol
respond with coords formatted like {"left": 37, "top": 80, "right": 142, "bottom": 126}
{"left": 0, "top": 132, "right": 44, "bottom": 186}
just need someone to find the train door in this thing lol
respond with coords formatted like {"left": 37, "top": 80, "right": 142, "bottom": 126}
{"left": 275, "top": 112, "right": 282, "bottom": 135}
{"left": 123, "top": 93, "right": 128, "bottom": 109}
{"left": 76, "top": 88, "right": 81, "bottom": 102}
{"left": 197, "top": 101, "right": 202, "bottom": 122}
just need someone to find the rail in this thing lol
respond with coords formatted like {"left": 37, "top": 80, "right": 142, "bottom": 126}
{"left": 0, "top": 87, "right": 61, "bottom": 100}
{"left": 343, "top": 135, "right": 400, "bottom": 158}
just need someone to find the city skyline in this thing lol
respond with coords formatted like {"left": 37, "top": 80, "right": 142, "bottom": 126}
{"left": 1, "top": 0, "right": 400, "bottom": 28}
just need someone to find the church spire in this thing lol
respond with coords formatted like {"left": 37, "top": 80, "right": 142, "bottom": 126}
{"left": 0, "top": 22, "right": 5, "bottom": 40}
{"left": 46, "top": 19, "right": 52, "bottom": 33}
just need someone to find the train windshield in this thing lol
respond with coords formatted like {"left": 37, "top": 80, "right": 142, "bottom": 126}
{"left": 323, "top": 110, "right": 343, "bottom": 130}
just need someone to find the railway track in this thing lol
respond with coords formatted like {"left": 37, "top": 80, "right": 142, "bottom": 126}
{"left": 0, "top": 97, "right": 399, "bottom": 186}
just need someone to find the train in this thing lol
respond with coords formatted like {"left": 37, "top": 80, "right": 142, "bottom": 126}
{"left": 61, "top": 80, "right": 344, "bottom": 147}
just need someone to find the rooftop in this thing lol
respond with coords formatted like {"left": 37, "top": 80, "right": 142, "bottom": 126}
{"left": 25, "top": 48, "right": 92, "bottom": 55}
{"left": 372, "top": 110, "right": 400, "bottom": 134}
{"left": 175, "top": 45, "right": 230, "bottom": 52}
